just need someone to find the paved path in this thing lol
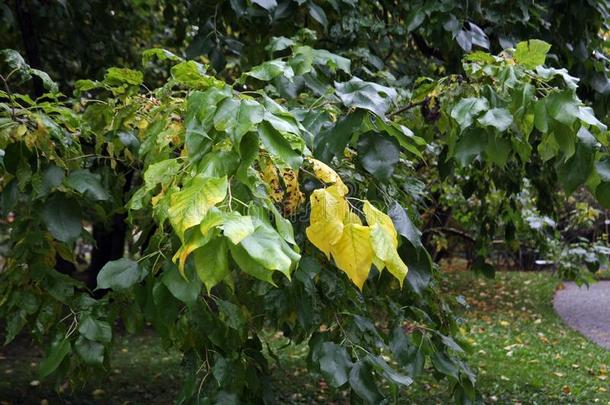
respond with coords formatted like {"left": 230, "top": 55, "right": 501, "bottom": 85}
{"left": 554, "top": 281, "right": 610, "bottom": 349}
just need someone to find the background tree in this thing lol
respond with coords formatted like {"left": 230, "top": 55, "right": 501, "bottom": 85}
{"left": 1, "top": 1, "right": 609, "bottom": 403}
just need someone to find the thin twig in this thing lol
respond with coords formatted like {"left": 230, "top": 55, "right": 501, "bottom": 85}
{"left": 388, "top": 100, "right": 422, "bottom": 118}
{"left": 0, "top": 72, "right": 17, "bottom": 119}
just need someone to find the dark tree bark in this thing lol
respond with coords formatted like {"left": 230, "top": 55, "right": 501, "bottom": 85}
{"left": 86, "top": 213, "right": 128, "bottom": 291}
{"left": 85, "top": 168, "right": 134, "bottom": 292}
{"left": 13, "top": 0, "right": 44, "bottom": 96}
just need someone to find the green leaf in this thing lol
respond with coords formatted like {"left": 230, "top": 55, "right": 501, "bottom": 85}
{"left": 357, "top": 132, "right": 400, "bottom": 180}
{"left": 30, "top": 68, "right": 59, "bottom": 93}
{"left": 535, "top": 66, "right": 579, "bottom": 90}
{"left": 596, "top": 182, "right": 610, "bottom": 209}
{"left": 186, "top": 86, "right": 232, "bottom": 138}
{"left": 388, "top": 202, "right": 422, "bottom": 250}
{"left": 257, "top": 121, "right": 303, "bottom": 169}
{"left": 217, "top": 300, "right": 246, "bottom": 331}
{"left": 213, "top": 98, "right": 240, "bottom": 132}
{"left": 349, "top": 361, "right": 384, "bottom": 404}
{"left": 401, "top": 241, "right": 432, "bottom": 294}
{"left": 41, "top": 195, "right": 82, "bottom": 243}
{"left": 484, "top": 134, "right": 511, "bottom": 167}
{"left": 240, "top": 223, "right": 298, "bottom": 279}
{"left": 170, "top": 61, "right": 221, "bottom": 88}
{"left": 595, "top": 158, "right": 610, "bottom": 182}
{"left": 96, "top": 258, "right": 146, "bottom": 290}
{"left": 545, "top": 90, "right": 579, "bottom": 126}
{"left": 142, "top": 48, "right": 183, "bottom": 64}
{"left": 465, "top": 51, "right": 495, "bottom": 64}
{"left": 193, "top": 236, "right": 230, "bottom": 292}
{"left": 477, "top": 108, "right": 513, "bottom": 131}
{"left": 289, "top": 46, "right": 313, "bottom": 75}
{"left": 318, "top": 342, "right": 353, "bottom": 387}
{"left": 75, "top": 336, "right": 105, "bottom": 365}
{"left": 264, "top": 110, "right": 302, "bottom": 136}
{"left": 144, "top": 159, "right": 181, "bottom": 190}
{"left": 578, "top": 106, "right": 607, "bottom": 131}
{"left": 39, "top": 338, "right": 71, "bottom": 378}
{"left": 74, "top": 79, "right": 102, "bottom": 94}
{"left": 39, "top": 165, "right": 65, "bottom": 197}
{"left": 244, "top": 60, "right": 294, "bottom": 81}
{"left": 78, "top": 316, "right": 112, "bottom": 343}
{"left": 405, "top": 9, "right": 426, "bottom": 32}
{"left": 199, "top": 150, "right": 240, "bottom": 177}
{"left": 268, "top": 202, "right": 296, "bottom": 245}
{"left": 314, "top": 109, "right": 366, "bottom": 162}
{"left": 229, "top": 243, "right": 275, "bottom": 285}
{"left": 450, "top": 97, "right": 489, "bottom": 130}
{"left": 168, "top": 175, "right": 228, "bottom": 240}
{"left": 307, "top": 2, "right": 328, "bottom": 28}
{"left": 213, "top": 98, "right": 265, "bottom": 144}
{"left": 5, "top": 311, "right": 27, "bottom": 344}
{"left": 312, "top": 49, "right": 350, "bottom": 73}
{"left": 1, "top": 49, "right": 29, "bottom": 72}
{"left": 557, "top": 128, "right": 595, "bottom": 195}
{"left": 335, "top": 77, "right": 397, "bottom": 116}
{"left": 222, "top": 213, "right": 255, "bottom": 244}
{"left": 252, "top": 0, "right": 277, "bottom": 10}
{"left": 454, "top": 129, "right": 486, "bottom": 165}
{"left": 431, "top": 352, "right": 459, "bottom": 380}
{"left": 104, "top": 67, "right": 143, "bottom": 87}
{"left": 533, "top": 99, "right": 548, "bottom": 133}
{"left": 65, "top": 169, "right": 110, "bottom": 201}
{"left": 369, "top": 355, "right": 413, "bottom": 386}
{"left": 161, "top": 261, "right": 202, "bottom": 305}
{"left": 514, "top": 39, "right": 551, "bottom": 69}
{"left": 266, "top": 37, "right": 294, "bottom": 53}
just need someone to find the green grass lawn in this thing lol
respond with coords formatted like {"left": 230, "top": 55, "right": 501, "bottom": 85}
{"left": 1, "top": 270, "right": 609, "bottom": 404}
{"left": 430, "top": 270, "right": 610, "bottom": 404}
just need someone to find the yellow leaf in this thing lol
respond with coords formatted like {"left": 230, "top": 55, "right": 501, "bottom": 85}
{"left": 344, "top": 209, "right": 362, "bottom": 225}
{"left": 281, "top": 168, "right": 304, "bottom": 216}
{"left": 200, "top": 207, "right": 224, "bottom": 235}
{"left": 331, "top": 223, "right": 373, "bottom": 290}
{"left": 309, "top": 185, "right": 349, "bottom": 224}
{"left": 172, "top": 229, "right": 210, "bottom": 276}
{"left": 306, "top": 221, "right": 343, "bottom": 259}
{"left": 137, "top": 118, "right": 149, "bottom": 129}
{"left": 370, "top": 223, "right": 408, "bottom": 287}
{"left": 370, "top": 223, "right": 393, "bottom": 261}
{"left": 308, "top": 158, "right": 348, "bottom": 196}
{"left": 15, "top": 124, "right": 27, "bottom": 137}
{"left": 261, "top": 161, "right": 284, "bottom": 202}
{"left": 385, "top": 251, "right": 408, "bottom": 287}
{"left": 372, "top": 256, "right": 385, "bottom": 272}
{"left": 306, "top": 186, "right": 347, "bottom": 258}
{"left": 363, "top": 201, "right": 397, "bottom": 247}
{"left": 168, "top": 175, "right": 227, "bottom": 241}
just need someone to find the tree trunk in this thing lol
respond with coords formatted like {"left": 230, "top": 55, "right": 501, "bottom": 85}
{"left": 13, "top": 0, "right": 44, "bottom": 96}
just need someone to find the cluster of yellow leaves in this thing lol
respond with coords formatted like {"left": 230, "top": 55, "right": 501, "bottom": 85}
{"left": 305, "top": 158, "right": 408, "bottom": 290}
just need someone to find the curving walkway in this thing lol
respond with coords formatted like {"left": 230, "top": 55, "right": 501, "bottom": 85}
{"left": 554, "top": 281, "right": 610, "bottom": 349}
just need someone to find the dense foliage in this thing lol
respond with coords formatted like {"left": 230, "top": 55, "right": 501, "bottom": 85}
{"left": 1, "top": 1, "right": 609, "bottom": 403}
